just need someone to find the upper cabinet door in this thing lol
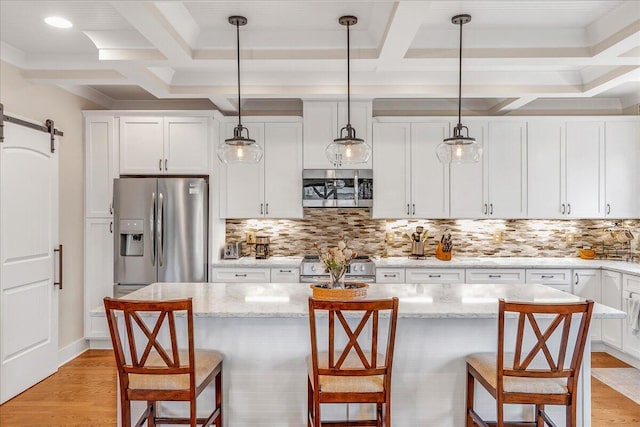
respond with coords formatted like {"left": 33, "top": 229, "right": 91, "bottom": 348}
{"left": 337, "top": 101, "right": 373, "bottom": 169}
{"left": 411, "top": 122, "right": 450, "bottom": 218}
{"left": 164, "top": 117, "right": 209, "bottom": 174}
{"left": 264, "top": 122, "right": 303, "bottom": 218}
{"left": 223, "top": 122, "right": 265, "bottom": 219}
{"left": 605, "top": 120, "right": 640, "bottom": 218}
{"left": 303, "top": 102, "right": 338, "bottom": 169}
{"left": 85, "top": 116, "right": 117, "bottom": 217}
{"left": 372, "top": 122, "right": 411, "bottom": 219}
{"left": 487, "top": 121, "right": 527, "bottom": 218}
{"left": 527, "top": 121, "right": 564, "bottom": 219}
{"left": 119, "top": 117, "right": 164, "bottom": 174}
{"left": 450, "top": 121, "right": 487, "bottom": 218}
{"left": 565, "top": 121, "right": 604, "bottom": 218}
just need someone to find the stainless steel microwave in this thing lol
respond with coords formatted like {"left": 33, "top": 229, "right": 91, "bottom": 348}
{"left": 302, "top": 169, "right": 373, "bottom": 208}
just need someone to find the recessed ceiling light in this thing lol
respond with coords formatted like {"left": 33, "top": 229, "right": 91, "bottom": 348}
{"left": 44, "top": 16, "right": 73, "bottom": 29}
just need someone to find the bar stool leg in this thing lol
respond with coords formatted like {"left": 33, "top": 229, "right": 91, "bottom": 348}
{"left": 384, "top": 400, "right": 391, "bottom": 427}
{"left": 147, "top": 401, "right": 156, "bottom": 427}
{"left": 535, "top": 404, "right": 544, "bottom": 427}
{"left": 215, "top": 369, "right": 223, "bottom": 427}
{"left": 466, "top": 369, "right": 475, "bottom": 427}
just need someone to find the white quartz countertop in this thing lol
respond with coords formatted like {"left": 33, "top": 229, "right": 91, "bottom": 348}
{"left": 121, "top": 282, "right": 625, "bottom": 319}
{"left": 211, "top": 256, "right": 303, "bottom": 268}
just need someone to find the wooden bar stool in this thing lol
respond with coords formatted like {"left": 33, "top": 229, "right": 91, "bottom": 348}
{"left": 465, "top": 298, "right": 594, "bottom": 427}
{"left": 104, "top": 297, "right": 223, "bottom": 427}
{"left": 307, "top": 297, "right": 399, "bottom": 427}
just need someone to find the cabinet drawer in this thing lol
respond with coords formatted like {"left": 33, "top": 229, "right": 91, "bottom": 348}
{"left": 211, "top": 268, "right": 271, "bottom": 283}
{"left": 525, "top": 269, "right": 572, "bottom": 286}
{"left": 466, "top": 269, "right": 526, "bottom": 284}
{"left": 271, "top": 267, "right": 300, "bottom": 283}
{"left": 376, "top": 268, "right": 405, "bottom": 284}
{"left": 406, "top": 269, "right": 465, "bottom": 284}
{"left": 623, "top": 274, "right": 640, "bottom": 294}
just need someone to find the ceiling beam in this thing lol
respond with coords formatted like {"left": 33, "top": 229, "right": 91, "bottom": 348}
{"left": 378, "top": 2, "right": 431, "bottom": 62}
{"left": 112, "top": 64, "right": 171, "bottom": 98}
{"left": 488, "top": 97, "right": 538, "bottom": 115}
{"left": 111, "top": 1, "right": 193, "bottom": 62}
{"left": 58, "top": 85, "right": 116, "bottom": 109}
{"left": 582, "top": 65, "right": 640, "bottom": 97}
{"left": 208, "top": 96, "right": 237, "bottom": 114}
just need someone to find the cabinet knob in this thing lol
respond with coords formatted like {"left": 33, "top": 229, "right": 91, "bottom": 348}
{"left": 164, "top": 159, "right": 168, "bottom": 170}
{"left": 483, "top": 204, "right": 488, "bottom": 215}
{"left": 561, "top": 203, "right": 566, "bottom": 215}
{"left": 489, "top": 204, "right": 493, "bottom": 215}
{"left": 567, "top": 203, "right": 571, "bottom": 215}
{"left": 606, "top": 203, "right": 611, "bottom": 215}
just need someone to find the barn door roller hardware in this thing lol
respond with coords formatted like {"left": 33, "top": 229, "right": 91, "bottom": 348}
{"left": 0, "top": 103, "right": 64, "bottom": 153}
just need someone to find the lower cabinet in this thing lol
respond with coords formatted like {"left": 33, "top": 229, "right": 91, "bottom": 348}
{"left": 622, "top": 274, "right": 640, "bottom": 360}
{"left": 84, "top": 218, "right": 114, "bottom": 339}
{"left": 466, "top": 269, "right": 525, "bottom": 284}
{"left": 271, "top": 267, "right": 300, "bottom": 283}
{"left": 573, "top": 269, "right": 602, "bottom": 342}
{"left": 602, "top": 270, "right": 623, "bottom": 349}
{"left": 406, "top": 268, "right": 465, "bottom": 284}
{"left": 211, "top": 268, "right": 271, "bottom": 283}
{"left": 376, "top": 268, "right": 405, "bottom": 284}
{"left": 525, "top": 269, "right": 572, "bottom": 292}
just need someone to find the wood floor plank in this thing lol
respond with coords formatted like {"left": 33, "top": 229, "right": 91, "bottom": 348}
{"left": 1, "top": 350, "right": 639, "bottom": 426}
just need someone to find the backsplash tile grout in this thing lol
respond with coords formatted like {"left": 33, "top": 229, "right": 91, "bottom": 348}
{"left": 225, "top": 209, "right": 639, "bottom": 262}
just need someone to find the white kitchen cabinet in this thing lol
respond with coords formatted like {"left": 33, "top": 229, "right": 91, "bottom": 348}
{"left": 406, "top": 268, "right": 465, "bottom": 284}
{"left": 622, "top": 274, "right": 640, "bottom": 360}
{"left": 466, "top": 269, "right": 526, "bottom": 284}
{"left": 84, "top": 114, "right": 118, "bottom": 217}
{"left": 84, "top": 218, "right": 113, "bottom": 339}
{"left": 411, "top": 122, "right": 450, "bottom": 218}
{"left": 451, "top": 121, "right": 526, "bottom": 219}
{"left": 449, "top": 121, "right": 487, "bottom": 218}
{"left": 211, "top": 268, "right": 271, "bottom": 283}
{"left": 120, "top": 116, "right": 209, "bottom": 175}
{"left": 605, "top": 120, "right": 640, "bottom": 218}
{"left": 372, "top": 122, "right": 410, "bottom": 218}
{"left": 222, "top": 121, "right": 302, "bottom": 219}
{"left": 572, "top": 269, "right": 602, "bottom": 341}
{"left": 565, "top": 121, "right": 605, "bottom": 218}
{"left": 602, "top": 270, "right": 623, "bottom": 349}
{"left": 376, "top": 268, "right": 405, "bottom": 284}
{"left": 528, "top": 119, "right": 605, "bottom": 219}
{"left": 525, "top": 269, "right": 572, "bottom": 292}
{"left": 271, "top": 267, "right": 300, "bottom": 283}
{"left": 303, "top": 100, "right": 372, "bottom": 169}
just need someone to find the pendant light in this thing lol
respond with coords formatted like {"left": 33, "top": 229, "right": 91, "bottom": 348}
{"left": 217, "top": 16, "right": 263, "bottom": 164}
{"left": 325, "top": 15, "right": 371, "bottom": 167}
{"left": 436, "top": 14, "right": 482, "bottom": 164}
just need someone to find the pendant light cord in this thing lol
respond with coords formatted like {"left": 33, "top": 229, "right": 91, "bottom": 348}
{"left": 346, "top": 20, "right": 351, "bottom": 127}
{"left": 457, "top": 19, "right": 462, "bottom": 129}
{"left": 236, "top": 21, "right": 242, "bottom": 127}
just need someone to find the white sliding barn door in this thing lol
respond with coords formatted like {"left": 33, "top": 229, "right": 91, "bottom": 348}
{"left": 0, "top": 120, "right": 59, "bottom": 404}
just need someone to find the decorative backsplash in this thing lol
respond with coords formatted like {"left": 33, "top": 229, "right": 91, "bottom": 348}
{"left": 225, "top": 209, "right": 640, "bottom": 262}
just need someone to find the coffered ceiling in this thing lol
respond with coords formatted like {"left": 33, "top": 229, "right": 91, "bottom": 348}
{"left": 1, "top": 1, "right": 639, "bottom": 114}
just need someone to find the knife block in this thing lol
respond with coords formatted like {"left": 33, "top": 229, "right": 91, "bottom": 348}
{"left": 436, "top": 242, "right": 452, "bottom": 261}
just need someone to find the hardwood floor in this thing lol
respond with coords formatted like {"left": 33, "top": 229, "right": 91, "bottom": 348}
{"left": 0, "top": 350, "right": 638, "bottom": 426}
{"left": 0, "top": 350, "right": 116, "bottom": 427}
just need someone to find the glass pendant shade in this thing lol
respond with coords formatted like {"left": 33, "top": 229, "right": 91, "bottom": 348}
{"left": 326, "top": 124, "right": 371, "bottom": 165}
{"left": 217, "top": 124, "right": 263, "bottom": 163}
{"left": 436, "top": 124, "right": 482, "bottom": 164}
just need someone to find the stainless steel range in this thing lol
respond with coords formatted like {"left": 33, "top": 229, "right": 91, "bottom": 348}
{"left": 300, "top": 255, "right": 376, "bottom": 283}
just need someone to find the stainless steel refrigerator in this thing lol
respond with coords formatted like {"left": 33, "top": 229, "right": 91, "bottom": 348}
{"left": 113, "top": 178, "right": 208, "bottom": 293}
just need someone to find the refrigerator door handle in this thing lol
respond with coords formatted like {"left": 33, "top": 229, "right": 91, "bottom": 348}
{"left": 150, "top": 192, "right": 156, "bottom": 266}
{"left": 158, "top": 192, "right": 164, "bottom": 267}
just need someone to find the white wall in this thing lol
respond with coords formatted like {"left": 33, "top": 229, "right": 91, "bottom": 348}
{"left": 0, "top": 61, "right": 103, "bottom": 350}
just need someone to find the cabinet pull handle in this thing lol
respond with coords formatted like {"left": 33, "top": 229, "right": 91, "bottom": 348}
{"left": 606, "top": 203, "right": 611, "bottom": 215}
{"left": 483, "top": 204, "right": 488, "bottom": 215}
{"left": 412, "top": 204, "right": 416, "bottom": 215}
{"left": 235, "top": 273, "right": 247, "bottom": 277}
{"left": 164, "top": 159, "right": 168, "bottom": 170}
{"left": 567, "top": 203, "right": 571, "bottom": 215}
{"left": 488, "top": 274, "right": 501, "bottom": 278}
{"left": 428, "top": 274, "right": 441, "bottom": 278}
{"left": 561, "top": 203, "right": 565, "bottom": 214}
{"left": 279, "top": 269, "right": 291, "bottom": 273}
{"left": 266, "top": 203, "right": 269, "bottom": 215}
{"left": 575, "top": 273, "right": 579, "bottom": 285}
{"left": 260, "top": 203, "right": 264, "bottom": 215}
{"left": 54, "top": 244, "right": 63, "bottom": 290}
{"left": 489, "top": 203, "right": 493, "bottom": 215}
{"left": 109, "top": 221, "right": 113, "bottom": 234}
{"left": 159, "top": 159, "right": 162, "bottom": 171}
{"left": 407, "top": 204, "right": 410, "bottom": 215}
{"left": 540, "top": 275, "right": 554, "bottom": 279}
{"left": 384, "top": 274, "right": 396, "bottom": 278}
{"left": 110, "top": 201, "right": 113, "bottom": 215}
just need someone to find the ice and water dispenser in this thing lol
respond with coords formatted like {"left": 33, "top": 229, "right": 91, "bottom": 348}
{"left": 119, "top": 219, "right": 144, "bottom": 256}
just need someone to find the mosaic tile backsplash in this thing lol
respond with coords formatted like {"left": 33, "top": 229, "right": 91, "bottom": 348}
{"left": 225, "top": 209, "right": 640, "bottom": 262}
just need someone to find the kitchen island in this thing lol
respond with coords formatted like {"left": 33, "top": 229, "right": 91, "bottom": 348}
{"left": 121, "top": 282, "right": 625, "bottom": 427}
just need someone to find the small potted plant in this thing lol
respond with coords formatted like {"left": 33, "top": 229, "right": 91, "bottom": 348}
{"left": 311, "top": 238, "right": 368, "bottom": 299}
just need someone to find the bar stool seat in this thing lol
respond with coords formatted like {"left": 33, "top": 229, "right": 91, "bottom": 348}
{"left": 307, "top": 352, "right": 386, "bottom": 393}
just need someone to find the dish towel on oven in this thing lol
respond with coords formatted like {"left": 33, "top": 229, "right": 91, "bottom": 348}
{"left": 629, "top": 297, "right": 640, "bottom": 335}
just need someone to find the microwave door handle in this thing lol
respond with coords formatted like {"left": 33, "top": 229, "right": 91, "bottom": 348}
{"left": 150, "top": 192, "right": 156, "bottom": 266}
{"left": 158, "top": 192, "right": 164, "bottom": 267}
{"left": 354, "top": 172, "right": 359, "bottom": 206}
